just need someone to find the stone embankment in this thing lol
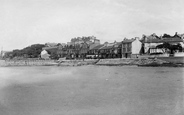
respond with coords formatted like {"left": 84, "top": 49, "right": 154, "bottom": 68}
{"left": 96, "top": 58, "right": 184, "bottom": 67}
{"left": 58, "top": 59, "right": 99, "bottom": 66}
{"left": 0, "top": 58, "right": 183, "bottom": 67}
{"left": 0, "top": 60, "right": 58, "bottom": 67}
{"left": 96, "top": 58, "right": 168, "bottom": 66}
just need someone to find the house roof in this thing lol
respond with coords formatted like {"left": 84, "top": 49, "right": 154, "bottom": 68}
{"left": 113, "top": 42, "right": 122, "bottom": 47}
{"left": 114, "top": 42, "right": 122, "bottom": 45}
{"left": 91, "top": 44, "right": 104, "bottom": 50}
{"left": 144, "top": 38, "right": 163, "bottom": 43}
{"left": 122, "top": 39, "right": 135, "bottom": 43}
{"left": 162, "top": 36, "right": 183, "bottom": 43}
{"left": 142, "top": 33, "right": 184, "bottom": 43}
{"left": 143, "top": 36, "right": 183, "bottom": 43}
{"left": 100, "top": 45, "right": 113, "bottom": 50}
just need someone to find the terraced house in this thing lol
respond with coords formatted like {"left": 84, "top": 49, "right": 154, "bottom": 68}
{"left": 87, "top": 44, "right": 104, "bottom": 58}
{"left": 56, "top": 36, "right": 101, "bottom": 59}
{"left": 97, "top": 42, "right": 122, "bottom": 59}
{"left": 79, "top": 42, "right": 89, "bottom": 59}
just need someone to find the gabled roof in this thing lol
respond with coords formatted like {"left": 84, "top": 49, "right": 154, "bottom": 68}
{"left": 142, "top": 33, "right": 184, "bottom": 43}
{"left": 141, "top": 33, "right": 161, "bottom": 43}
{"left": 122, "top": 39, "right": 135, "bottom": 43}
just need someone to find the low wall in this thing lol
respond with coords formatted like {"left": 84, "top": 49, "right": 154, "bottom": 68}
{"left": 157, "top": 57, "right": 184, "bottom": 64}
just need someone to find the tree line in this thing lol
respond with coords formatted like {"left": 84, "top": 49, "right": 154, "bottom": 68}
{"left": 4, "top": 44, "right": 45, "bottom": 59}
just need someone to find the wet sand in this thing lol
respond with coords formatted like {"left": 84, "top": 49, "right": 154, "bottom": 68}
{"left": 0, "top": 66, "right": 183, "bottom": 115}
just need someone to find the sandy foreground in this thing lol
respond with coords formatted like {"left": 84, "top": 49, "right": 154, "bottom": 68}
{"left": 0, "top": 66, "right": 183, "bottom": 115}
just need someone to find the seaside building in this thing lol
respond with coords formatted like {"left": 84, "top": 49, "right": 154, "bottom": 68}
{"left": 40, "top": 50, "right": 50, "bottom": 59}
{"left": 113, "top": 42, "right": 122, "bottom": 58}
{"left": 122, "top": 37, "right": 142, "bottom": 58}
{"left": 79, "top": 42, "right": 89, "bottom": 59}
{"left": 42, "top": 44, "right": 59, "bottom": 59}
{"left": 141, "top": 34, "right": 163, "bottom": 54}
{"left": 37, "top": 33, "right": 184, "bottom": 60}
{"left": 98, "top": 42, "right": 114, "bottom": 59}
{"left": 57, "top": 36, "right": 101, "bottom": 59}
{"left": 87, "top": 44, "right": 104, "bottom": 58}
{"left": 70, "top": 36, "right": 100, "bottom": 46}
{"left": 97, "top": 41, "right": 122, "bottom": 59}
{"left": 141, "top": 33, "right": 184, "bottom": 56}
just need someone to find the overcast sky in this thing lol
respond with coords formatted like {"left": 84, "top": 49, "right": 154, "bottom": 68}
{"left": 0, "top": 0, "right": 184, "bottom": 51}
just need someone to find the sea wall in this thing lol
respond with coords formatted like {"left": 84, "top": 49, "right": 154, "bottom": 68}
{"left": 0, "top": 60, "right": 57, "bottom": 67}
{"left": 1, "top": 57, "right": 182, "bottom": 67}
{"left": 58, "top": 59, "right": 98, "bottom": 66}
{"left": 96, "top": 58, "right": 168, "bottom": 66}
{"left": 157, "top": 57, "right": 184, "bottom": 64}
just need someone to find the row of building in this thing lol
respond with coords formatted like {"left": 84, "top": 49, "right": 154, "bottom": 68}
{"left": 40, "top": 33, "right": 184, "bottom": 59}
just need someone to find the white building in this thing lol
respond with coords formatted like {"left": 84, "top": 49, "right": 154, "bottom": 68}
{"left": 122, "top": 37, "right": 142, "bottom": 58}
{"left": 41, "top": 50, "right": 50, "bottom": 59}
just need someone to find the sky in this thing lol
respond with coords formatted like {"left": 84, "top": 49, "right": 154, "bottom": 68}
{"left": 0, "top": 0, "right": 184, "bottom": 51}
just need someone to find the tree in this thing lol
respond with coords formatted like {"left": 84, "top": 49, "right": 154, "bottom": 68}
{"left": 5, "top": 44, "right": 45, "bottom": 59}
{"left": 46, "top": 50, "right": 59, "bottom": 59}
{"left": 156, "top": 42, "right": 182, "bottom": 54}
{"left": 162, "top": 34, "right": 171, "bottom": 38}
{"left": 22, "top": 44, "right": 45, "bottom": 58}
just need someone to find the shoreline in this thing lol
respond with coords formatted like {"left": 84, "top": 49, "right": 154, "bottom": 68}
{"left": 1, "top": 58, "right": 183, "bottom": 67}
{"left": 0, "top": 59, "right": 58, "bottom": 67}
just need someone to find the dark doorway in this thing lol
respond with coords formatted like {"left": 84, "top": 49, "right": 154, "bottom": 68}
{"left": 125, "top": 53, "right": 128, "bottom": 58}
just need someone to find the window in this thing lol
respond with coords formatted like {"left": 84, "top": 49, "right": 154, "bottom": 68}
{"left": 127, "top": 48, "right": 131, "bottom": 52}
{"left": 122, "top": 44, "right": 125, "bottom": 48}
{"left": 123, "top": 48, "right": 126, "bottom": 52}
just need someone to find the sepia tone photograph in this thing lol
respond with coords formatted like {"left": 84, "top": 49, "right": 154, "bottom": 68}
{"left": 0, "top": 0, "right": 184, "bottom": 115}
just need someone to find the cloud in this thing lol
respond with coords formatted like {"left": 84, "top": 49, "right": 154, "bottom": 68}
{"left": 0, "top": 0, "right": 184, "bottom": 50}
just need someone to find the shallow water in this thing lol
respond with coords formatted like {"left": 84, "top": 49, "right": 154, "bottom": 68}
{"left": 0, "top": 66, "right": 183, "bottom": 115}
